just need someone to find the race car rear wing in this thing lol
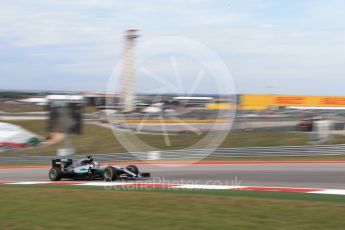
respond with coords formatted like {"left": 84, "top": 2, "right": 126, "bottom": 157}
{"left": 52, "top": 158, "right": 73, "bottom": 168}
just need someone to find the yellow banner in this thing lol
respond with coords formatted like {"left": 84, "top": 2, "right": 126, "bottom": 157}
{"left": 241, "top": 94, "right": 345, "bottom": 108}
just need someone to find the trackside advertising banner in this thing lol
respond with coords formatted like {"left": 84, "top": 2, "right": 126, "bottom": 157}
{"left": 241, "top": 95, "right": 345, "bottom": 109}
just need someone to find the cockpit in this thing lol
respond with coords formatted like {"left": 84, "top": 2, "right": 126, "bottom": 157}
{"left": 69, "top": 158, "right": 100, "bottom": 169}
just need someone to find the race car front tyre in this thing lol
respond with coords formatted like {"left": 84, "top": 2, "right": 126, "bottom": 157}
{"left": 49, "top": 167, "right": 62, "bottom": 181}
{"left": 103, "top": 166, "right": 118, "bottom": 181}
{"left": 126, "top": 165, "right": 139, "bottom": 174}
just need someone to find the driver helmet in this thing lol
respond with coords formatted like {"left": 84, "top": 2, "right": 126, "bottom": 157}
{"left": 93, "top": 161, "right": 100, "bottom": 169}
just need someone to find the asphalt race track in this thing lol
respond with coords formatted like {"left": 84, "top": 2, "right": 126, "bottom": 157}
{"left": 1, "top": 163, "right": 345, "bottom": 189}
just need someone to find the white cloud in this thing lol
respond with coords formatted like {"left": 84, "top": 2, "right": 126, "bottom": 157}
{"left": 257, "top": 23, "right": 280, "bottom": 29}
{"left": 289, "top": 32, "right": 306, "bottom": 38}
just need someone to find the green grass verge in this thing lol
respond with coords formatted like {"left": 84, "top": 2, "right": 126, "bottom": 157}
{"left": 4, "top": 155, "right": 345, "bottom": 166}
{"left": 1, "top": 185, "right": 345, "bottom": 229}
{"left": 3, "top": 120, "right": 345, "bottom": 157}
{"left": 0, "top": 107, "right": 44, "bottom": 113}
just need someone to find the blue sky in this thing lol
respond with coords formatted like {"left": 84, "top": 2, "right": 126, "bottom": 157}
{"left": 0, "top": 0, "right": 345, "bottom": 95}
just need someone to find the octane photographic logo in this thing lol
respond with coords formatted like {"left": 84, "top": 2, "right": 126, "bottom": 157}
{"left": 103, "top": 177, "right": 243, "bottom": 191}
{"left": 106, "top": 35, "right": 236, "bottom": 165}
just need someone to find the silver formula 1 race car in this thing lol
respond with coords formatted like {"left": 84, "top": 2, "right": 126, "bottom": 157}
{"left": 48, "top": 156, "right": 150, "bottom": 181}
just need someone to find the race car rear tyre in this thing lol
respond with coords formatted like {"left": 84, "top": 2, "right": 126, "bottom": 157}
{"left": 126, "top": 165, "right": 139, "bottom": 174}
{"left": 49, "top": 167, "right": 62, "bottom": 181}
{"left": 103, "top": 166, "right": 118, "bottom": 181}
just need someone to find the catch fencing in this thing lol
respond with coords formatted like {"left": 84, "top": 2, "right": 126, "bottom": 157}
{"left": 1, "top": 144, "right": 345, "bottom": 164}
